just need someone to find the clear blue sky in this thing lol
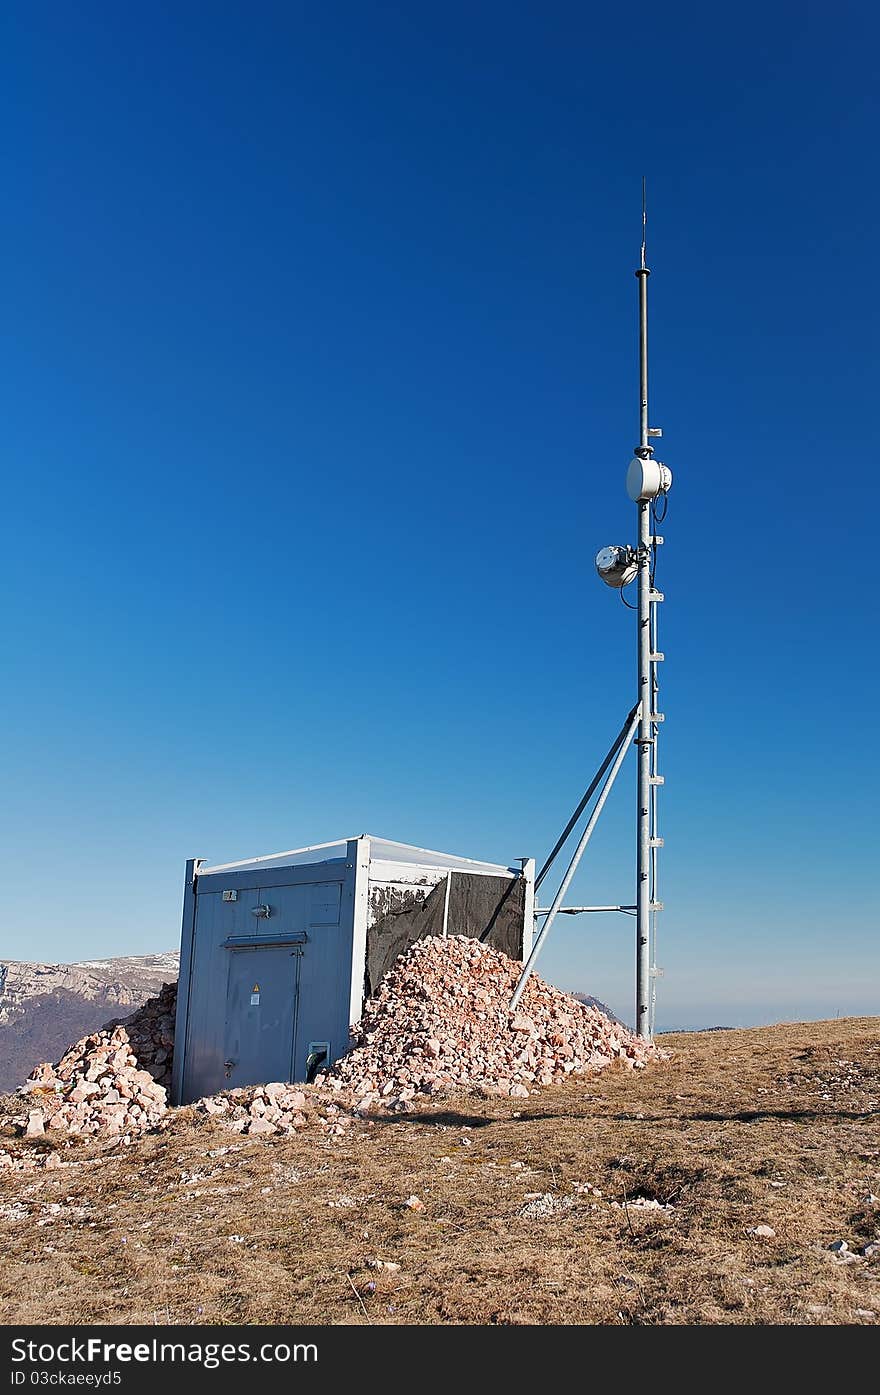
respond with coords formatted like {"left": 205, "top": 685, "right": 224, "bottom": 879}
{"left": 2, "top": 3, "right": 877, "bottom": 1029}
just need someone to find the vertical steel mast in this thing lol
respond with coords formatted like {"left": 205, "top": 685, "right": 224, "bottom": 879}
{"left": 630, "top": 182, "right": 669, "bottom": 1038}
{"left": 509, "top": 185, "right": 671, "bottom": 1031}
{"left": 634, "top": 196, "right": 652, "bottom": 1038}
{"left": 635, "top": 212, "right": 649, "bottom": 1037}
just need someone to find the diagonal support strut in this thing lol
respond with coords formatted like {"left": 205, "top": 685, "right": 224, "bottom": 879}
{"left": 534, "top": 703, "right": 640, "bottom": 894}
{"left": 510, "top": 703, "right": 642, "bottom": 1010}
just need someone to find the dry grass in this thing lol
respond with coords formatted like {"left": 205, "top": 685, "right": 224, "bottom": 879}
{"left": 1, "top": 1017, "right": 878, "bottom": 1326}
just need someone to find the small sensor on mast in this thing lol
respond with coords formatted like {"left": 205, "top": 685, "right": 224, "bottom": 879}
{"left": 595, "top": 544, "right": 638, "bottom": 588}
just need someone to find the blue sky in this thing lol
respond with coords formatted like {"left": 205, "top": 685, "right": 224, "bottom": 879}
{"left": 2, "top": 3, "right": 877, "bottom": 1028}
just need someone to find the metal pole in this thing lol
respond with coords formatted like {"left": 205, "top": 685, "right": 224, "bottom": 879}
{"left": 510, "top": 704, "right": 641, "bottom": 1010}
{"left": 649, "top": 601, "right": 660, "bottom": 1035}
{"left": 635, "top": 223, "right": 652, "bottom": 1039}
{"left": 535, "top": 905, "right": 637, "bottom": 915}
{"left": 534, "top": 703, "right": 639, "bottom": 893}
{"left": 441, "top": 870, "right": 453, "bottom": 937}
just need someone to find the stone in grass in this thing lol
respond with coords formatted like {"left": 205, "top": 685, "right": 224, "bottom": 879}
{"left": 247, "top": 1117, "right": 276, "bottom": 1135}
{"left": 518, "top": 1193, "right": 575, "bottom": 1221}
{"left": 747, "top": 1224, "right": 776, "bottom": 1238}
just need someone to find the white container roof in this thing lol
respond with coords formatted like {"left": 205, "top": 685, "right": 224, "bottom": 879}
{"left": 197, "top": 835, "right": 518, "bottom": 879}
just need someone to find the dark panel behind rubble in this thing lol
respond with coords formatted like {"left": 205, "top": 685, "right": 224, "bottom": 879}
{"left": 365, "top": 873, "right": 526, "bottom": 999}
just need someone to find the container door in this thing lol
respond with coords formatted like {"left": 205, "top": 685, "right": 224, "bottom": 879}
{"left": 222, "top": 945, "right": 301, "bottom": 1089}
{"left": 289, "top": 881, "right": 345, "bottom": 1081}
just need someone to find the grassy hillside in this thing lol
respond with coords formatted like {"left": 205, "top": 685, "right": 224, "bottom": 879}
{"left": 1, "top": 1016, "right": 878, "bottom": 1325}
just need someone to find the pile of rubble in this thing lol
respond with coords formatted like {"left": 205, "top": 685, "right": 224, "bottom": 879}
{"left": 191, "top": 1084, "right": 351, "bottom": 1138}
{"left": 316, "top": 935, "right": 659, "bottom": 1111}
{"left": 106, "top": 981, "right": 177, "bottom": 1089}
{"left": 2, "top": 935, "right": 661, "bottom": 1145}
{"left": 14, "top": 1025, "right": 168, "bottom": 1139}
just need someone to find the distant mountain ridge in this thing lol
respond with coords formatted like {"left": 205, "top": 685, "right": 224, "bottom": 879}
{"left": 0, "top": 952, "right": 179, "bottom": 1092}
{"left": 571, "top": 993, "right": 624, "bottom": 1026}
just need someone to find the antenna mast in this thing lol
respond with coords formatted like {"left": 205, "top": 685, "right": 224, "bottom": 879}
{"left": 630, "top": 179, "right": 670, "bottom": 1036}
{"left": 634, "top": 179, "right": 653, "bottom": 1037}
{"left": 509, "top": 183, "right": 671, "bottom": 1036}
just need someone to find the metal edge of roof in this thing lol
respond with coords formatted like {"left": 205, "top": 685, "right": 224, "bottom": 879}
{"left": 196, "top": 838, "right": 350, "bottom": 876}
{"left": 196, "top": 834, "right": 518, "bottom": 878}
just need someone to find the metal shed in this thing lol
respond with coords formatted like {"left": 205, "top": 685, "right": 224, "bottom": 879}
{"left": 171, "top": 835, "right": 534, "bottom": 1105}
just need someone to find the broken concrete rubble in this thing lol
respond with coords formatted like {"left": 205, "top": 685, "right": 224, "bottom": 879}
{"left": 3, "top": 933, "right": 662, "bottom": 1148}
{"left": 104, "top": 981, "right": 177, "bottom": 1089}
{"left": 15, "top": 1025, "right": 167, "bottom": 1139}
{"left": 314, "top": 935, "right": 662, "bottom": 1111}
{"left": 190, "top": 1082, "right": 340, "bottom": 1138}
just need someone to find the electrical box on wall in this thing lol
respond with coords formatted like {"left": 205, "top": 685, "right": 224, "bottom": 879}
{"left": 306, "top": 1042, "right": 330, "bottom": 1082}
